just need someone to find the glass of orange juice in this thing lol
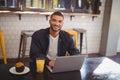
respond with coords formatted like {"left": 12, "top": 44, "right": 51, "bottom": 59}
{"left": 36, "top": 58, "right": 45, "bottom": 73}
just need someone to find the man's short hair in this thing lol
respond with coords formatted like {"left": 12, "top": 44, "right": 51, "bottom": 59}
{"left": 50, "top": 11, "right": 64, "bottom": 19}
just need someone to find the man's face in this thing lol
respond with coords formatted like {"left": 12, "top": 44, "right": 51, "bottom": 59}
{"left": 49, "top": 15, "right": 64, "bottom": 32}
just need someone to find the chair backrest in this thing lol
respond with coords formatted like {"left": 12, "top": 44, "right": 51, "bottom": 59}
{"left": 64, "top": 29, "right": 78, "bottom": 48}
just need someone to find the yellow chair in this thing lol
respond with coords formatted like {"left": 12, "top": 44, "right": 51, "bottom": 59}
{"left": 64, "top": 29, "right": 78, "bottom": 48}
{"left": 73, "top": 28, "right": 88, "bottom": 54}
{"left": 0, "top": 30, "right": 7, "bottom": 64}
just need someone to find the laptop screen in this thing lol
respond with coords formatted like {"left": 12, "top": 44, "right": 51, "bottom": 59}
{"left": 46, "top": 55, "right": 87, "bottom": 73}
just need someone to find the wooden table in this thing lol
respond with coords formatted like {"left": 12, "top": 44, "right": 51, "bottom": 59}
{"left": 0, "top": 56, "right": 120, "bottom": 80}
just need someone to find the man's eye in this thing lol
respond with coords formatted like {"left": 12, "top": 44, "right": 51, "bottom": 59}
{"left": 59, "top": 21, "right": 62, "bottom": 23}
{"left": 52, "top": 19, "right": 56, "bottom": 22}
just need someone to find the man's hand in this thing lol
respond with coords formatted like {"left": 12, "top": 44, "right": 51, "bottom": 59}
{"left": 48, "top": 60, "right": 55, "bottom": 69}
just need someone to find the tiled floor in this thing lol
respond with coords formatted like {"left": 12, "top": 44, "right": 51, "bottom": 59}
{"left": 0, "top": 57, "right": 31, "bottom": 64}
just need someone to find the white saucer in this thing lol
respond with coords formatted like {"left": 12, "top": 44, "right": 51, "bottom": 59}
{"left": 9, "top": 66, "right": 30, "bottom": 75}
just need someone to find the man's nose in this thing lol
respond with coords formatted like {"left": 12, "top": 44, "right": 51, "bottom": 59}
{"left": 55, "top": 21, "right": 59, "bottom": 25}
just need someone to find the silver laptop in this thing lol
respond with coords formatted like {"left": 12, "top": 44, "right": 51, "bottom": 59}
{"left": 46, "top": 55, "right": 87, "bottom": 73}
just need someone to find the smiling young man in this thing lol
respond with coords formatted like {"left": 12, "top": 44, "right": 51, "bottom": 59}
{"left": 30, "top": 11, "right": 80, "bottom": 68}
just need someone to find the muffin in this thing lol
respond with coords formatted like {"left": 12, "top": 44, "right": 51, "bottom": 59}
{"left": 15, "top": 62, "right": 25, "bottom": 72}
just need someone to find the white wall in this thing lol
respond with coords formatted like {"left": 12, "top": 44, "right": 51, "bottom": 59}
{"left": 0, "top": 0, "right": 105, "bottom": 58}
{"left": 106, "top": 0, "right": 120, "bottom": 56}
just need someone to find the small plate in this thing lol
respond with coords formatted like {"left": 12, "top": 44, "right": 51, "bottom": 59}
{"left": 9, "top": 66, "right": 30, "bottom": 75}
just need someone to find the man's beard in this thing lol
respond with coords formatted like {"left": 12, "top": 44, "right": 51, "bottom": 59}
{"left": 50, "top": 26, "right": 61, "bottom": 32}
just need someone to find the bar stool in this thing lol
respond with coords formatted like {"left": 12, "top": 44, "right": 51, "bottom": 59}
{"left": 73, "top": 28, "right": 88, "bottom": 54}
{"left": 0, "top": 30, "right": 7, "bottom": 64}
{"left": 18, "top": 30, "right": 34, "bottom": 61}
{"left": 64, "top": 29, "right": 78, "bottom": 48}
